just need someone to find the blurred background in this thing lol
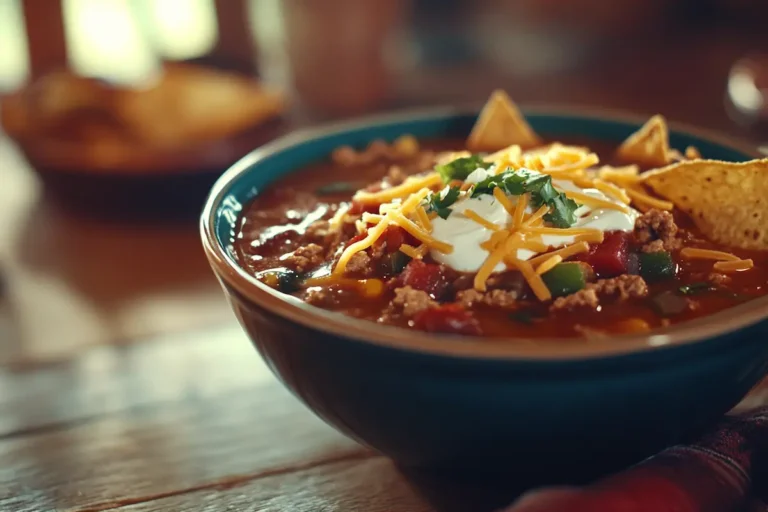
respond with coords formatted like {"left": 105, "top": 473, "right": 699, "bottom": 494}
{"left": 1, "top": 0, "right": 768, "bottom": 366}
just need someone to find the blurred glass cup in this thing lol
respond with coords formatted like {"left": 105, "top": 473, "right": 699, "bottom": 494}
{"left": 283, "top": 0, "right": 405, "bottom": 117}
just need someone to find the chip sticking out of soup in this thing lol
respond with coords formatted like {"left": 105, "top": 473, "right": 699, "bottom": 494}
{"left": 233, "top": 91, "right": 768, "bottom": 339}
{"left": 616, "top": 115, "right": 674, "bottom": 167}
{"left": 467, "top": 90, "right": 541, "bottom": 151}
{"left": 643, "top": 158, "right": 768, "bottom": 250}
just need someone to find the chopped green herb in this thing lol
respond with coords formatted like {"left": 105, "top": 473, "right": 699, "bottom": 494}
{"left": 526, "top": 175, "right": 559, "bottom": 205}
{"left": 435, "top": 155, "right": 492, "bottom": 183}
{"left": 471, "top": 171, "right": 527, "bottom": 197}
{"left": 424, "top": 186, "right": 461, "bottom": 219}
{"left": 471, "top": 169, "right": 580, "bottom": 228}
{"left": 543, "top": 195, "right": 580, "bottom": 228}
{"left": 315, "top": 181, "right": 361, "bottom": 195}
{"left": 678, "top": 282, "right": 713, "bottom": 296}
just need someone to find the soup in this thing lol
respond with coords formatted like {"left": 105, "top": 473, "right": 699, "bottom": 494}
{"left": 233, "top": 92, "right": 768, "bottom": 339}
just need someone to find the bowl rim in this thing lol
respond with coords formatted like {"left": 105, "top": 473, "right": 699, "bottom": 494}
{"left": 201, "top": 104, "right": 768, "bottom": 361}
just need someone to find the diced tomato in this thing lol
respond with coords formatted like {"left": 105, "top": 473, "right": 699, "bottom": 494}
{"left": 373, "top": 226, "right": 416, "bottom": 253}
{"left": 398, "top": 260, "right": 451, "bottom": 298}
{"left": 580, "top": 231, "right": 630, "bottom": 278}
{"left": 348, "top": 200, "right": 380, "bottom": 215}
{"left": 413, "top": 304, "right": 482, "bottom": 336}
{"left": 383, "top": 226, "right": 406, "bottom": 252}
{"left": 346, "top": 231, "right": 368, "bottom": 247}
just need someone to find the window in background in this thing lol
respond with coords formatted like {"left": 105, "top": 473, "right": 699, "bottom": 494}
{"left": 63, "top": 0, "right": 158, "bottom": 84}
{"left": 0, "top": 0, "right": 29, "bottom": 92}
{"left": 134, "top": 0, "right": 217, "bottom": 61}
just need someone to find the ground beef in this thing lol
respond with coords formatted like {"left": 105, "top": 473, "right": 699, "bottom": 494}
{"left": 485, "top": 289, "right": 519, "bottom": 308}
{"left": 345, "top": 251, "right": 372, "bottom": 276}
{"left": 283, "top": 244, "right": 324, "bottom": 272}
{"left": 386, "top": 166, "right": 407, "bottom": 186}
{"left": 304, "top": 288, "right": 335, "bottom": 307}
{"left": 640, "top": 239, "right": 666, "bottom": 254}
{"left": 305, "top": 220, "right": 331, "bottom": 241}
{"left": 456, "top": 289, "right": 484, "bottom": 307}
{"left": 390, "top": 286, "right": 437, "bottom": 317}
{"left": 708, "top": 273, "right": 732, "bottom": 286}
{"left": 369, "top": 242, "right": 387, "bottom": 261}
{"left": 456, "top": 289, "right": 519, "bottom": 309}
{"left": 634, "top": 209, "right": 683, "bottom": 252}
{"left": 550, "top": 275, "right": 648, "bottom": 312}
{"left": 593, "top": 274, "right": 649, "bottom": 301}
{"left": 551, "top": 288, "right": 600, "bottom": 312}
{"left": 486, "top": 271, "right": 528, "bottom": 294}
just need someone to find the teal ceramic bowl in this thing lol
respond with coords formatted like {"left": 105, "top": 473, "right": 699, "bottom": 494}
{"left": 201, "top": 107, "right": 768, "bottom": 480}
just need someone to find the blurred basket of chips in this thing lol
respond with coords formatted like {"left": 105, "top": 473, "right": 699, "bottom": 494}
{"left": 0, "top": 63, "right": 287, "bottom": 217}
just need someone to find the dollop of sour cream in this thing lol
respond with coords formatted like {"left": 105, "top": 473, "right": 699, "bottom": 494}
{"left": 429, "top": 167, "right": 639, "bottom": 273}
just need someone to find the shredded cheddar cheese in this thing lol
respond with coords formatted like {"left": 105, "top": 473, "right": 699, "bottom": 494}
{"left": 535, "top": 254, "right": 563, "bottom": 275}
{"left": 399, "top": 243, "right": 429, "bottom": 259}
{"left": 335, "top": 188, "right": 430, "bottom": 275}
{"left": 361, "top": 212, "right": 383, "bottom": 224}
{"left": 520, "top": 237, "right": 549, "bottom": 253}
{"left": 522, "top": 205, "right": 550, "bottom": 227}
{"left": 353, "top": 174, "right": 442, "bottom": 204}
{"left": 542, "top": 153, "right": 600, "bottom": 174}
{"left": 680, "top": 248, "right": 740, "bottom": 261}
{"left": 509, "top": 257, "right": 552, "bottom": 301}
{"left": 597, "top": 165, "right": 642, "bottom": 186}
{"left": 513, "top": 193, "right": 529, "bottom": 228}
{"left": 594, "top": 179, "right": 631, "bottom": 204}
{"left": 564, "top": 190, "right": 630, "bottom": 213}
{"left": 463, "top": 209, "right": 501, "bottom": 231}
{"left": 485, "top": 144, "right": 522, "bottom": 165}
{"left": 492, "top": 187, "right": 517, "bottom": 216}
{"left": 390, "top": 211, "right": 454, "bottom": 254}
{"left": 527, "top": 241, "right": 590, "bottom": 267}
{"left": 526, "top": 226, "right": 603, "bottom": 237}
{"left": 713, "top": 259, "right": 754, "bottom": 272}
{"left": 474, "top": 231, "right": 515, "bottom": 291}
{"left": 625, "top": 187, "right": 674, "bottom": 211}
{"left": 415, "top": 205, "right": 432, "bottom": 232}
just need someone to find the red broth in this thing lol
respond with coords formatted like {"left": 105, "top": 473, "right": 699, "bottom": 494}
{"left": 233, "top": 138, "right": 768, "bottom": 339}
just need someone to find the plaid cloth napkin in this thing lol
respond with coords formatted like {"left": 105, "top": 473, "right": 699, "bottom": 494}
{"left": 503, "top": 408, "right": 768, "bottom": 512}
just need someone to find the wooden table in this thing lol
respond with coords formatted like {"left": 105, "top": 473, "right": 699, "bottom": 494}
{"left": 2, "top": 27, "right": 768, "bottom": 511}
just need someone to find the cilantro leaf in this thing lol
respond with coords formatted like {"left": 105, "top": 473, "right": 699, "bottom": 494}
{"left": 543, "top": 195, "right": 580, "bottom": 228}
{"left": 470, "top": 171, "right": 526, "bottom": 197}
{"left": 424, "top": 186, "right": 461, "bottom": 219}
{"left": 435, "top": 155, "right": 492, "bottom": 183}
{"left": 470, "top": 169, "right": 581, "bottom": 228}
{"left": 526, "top": 175, "right": 559, "bottom": 206}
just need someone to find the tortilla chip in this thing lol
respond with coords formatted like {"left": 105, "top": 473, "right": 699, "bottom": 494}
{"left": 617, "top": 115, "right": 672, "bottom": 167}
{"left": 685, "top": 146, "right": 702, "bottom": 159}
{"left": 643, "top": 158, "right": 768, "bottom": 250}
{"left": 467, "top": 90, "right": 541, "bottom": 152}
